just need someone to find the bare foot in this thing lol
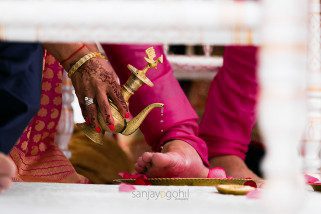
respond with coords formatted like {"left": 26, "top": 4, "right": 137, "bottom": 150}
{"left": 0, "top": 153, "right": 16, "bottom": 193}
{"left": 210, "top": 155, "right": 262, "bottom": 181}
{"left": 135, "top": 140, "right": 209, "bottom": 178}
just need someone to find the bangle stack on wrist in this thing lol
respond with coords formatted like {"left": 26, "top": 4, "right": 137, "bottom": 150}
{"left": 67, "top": 52, "right": 107, "bottom": 78}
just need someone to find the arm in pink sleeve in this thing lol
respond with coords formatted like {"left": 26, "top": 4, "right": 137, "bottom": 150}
{"left": 102, "top": 44, "right": 209, "bottom": 166}
{"left": 199, "top": 46, "right": 258, "bottom": 160}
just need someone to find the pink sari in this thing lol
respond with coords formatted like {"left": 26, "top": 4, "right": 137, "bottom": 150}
{"left": 10, "top": 52, "right": 88, "bottom": 183}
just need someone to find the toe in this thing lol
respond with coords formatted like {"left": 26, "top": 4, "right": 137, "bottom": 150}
{"left": 137, "top": 157, "right": 146, "bottom": 168}
{"left": 135, "top": 163, "right": 144, "bottom": 173}
{"left": 141, "top": 152, "right": 153, "bottom": 163}
{"left": 136, "top": 152, "right": 153, "bottom": 169}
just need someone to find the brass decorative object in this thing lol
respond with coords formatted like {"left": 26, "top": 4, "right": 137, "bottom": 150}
{"left": 216, "top": 184, "right": 255, "bottom": 195}
{"left": 76, "top": 47, "right": 164, "bottom": 144}
{"left": 113, "top": 178, "right": 253, "bottom": 186}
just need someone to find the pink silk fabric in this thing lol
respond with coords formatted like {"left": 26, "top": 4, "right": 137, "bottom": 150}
{"left": 10, "top": 52, "right": 89, "bottom": 183}
{"left": 199, "top": 46, "right": 258, "bottom": 160}
{"left": 103, "top": 44, "right": 258, "bottom": 162}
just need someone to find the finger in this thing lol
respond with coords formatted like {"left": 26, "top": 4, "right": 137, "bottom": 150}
{"left": 86, "top": 103, "right": 100, "bottom": 132}
{"left": 137, "top": 157, "right": 145, "bottom": 168}
{"left": 0, "top": 177, "right": 12, "bottom": 192}
{"left": 82, "top": 77, "right": 101, "bottom": 132}
{"left": 0, "top": 153, "right": 16, "bottom": 177}
{"left": 109, "top": 85, "right": 129, "bottom": 118}
{"left": 86, "top": 102, "right": 101, "bottom": 133}
{"left": 83, "top": 88, "right": 101, "bottom": 133}
{"left": 95, "top": 90, "right": 115, "bottom": 132}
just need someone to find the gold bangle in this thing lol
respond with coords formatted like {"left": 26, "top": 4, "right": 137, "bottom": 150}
{"left": 67, "top": 52, "right": 106, "bottom": 78}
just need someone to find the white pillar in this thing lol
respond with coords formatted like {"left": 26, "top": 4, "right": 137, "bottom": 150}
{"left": 302, "top": 0, "right": 321, "bottom": 179}
{"left": 259, "top": 0, "right": 308, "bottom": 213}
{"left": 55, "top": 72, "right": 74, "bottom": 158}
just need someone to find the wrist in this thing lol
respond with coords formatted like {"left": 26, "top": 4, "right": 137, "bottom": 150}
{"left": 62, "top": 47, "right": 91, "bottom": 71}
{"left": 67, "top": 52, "right": 107, "bottom": 79}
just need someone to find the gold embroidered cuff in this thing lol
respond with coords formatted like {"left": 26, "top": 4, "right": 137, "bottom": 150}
{"left": 67, "top": 52, "right": 106, "bottom": 78}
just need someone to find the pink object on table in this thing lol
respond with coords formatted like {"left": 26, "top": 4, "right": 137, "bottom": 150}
{"left": 119, "top": 172, "right": 146, "bottom": 179}
{"left": 119, "top": 183, "right": 136, "bottom": 192}
{"left": 246, "top": 188, "right": 261, "bottom": 199}
{"left": 207, "top": 167, "right": 227, "bottom": 178}
{"left": 304, "top": 174, "right": 320, "bottom": 184}
{"left": 102, "top": 44, "right": 209, "bottom": 166}
{"left": 134, "top": 176, "right": 152, "bottom": 186}
{"left": 119, "top": 172, "right": 151, "bottom": 185}
{"left": 199, "top": 46, "right": 258, "bottom": 160}
{"left": 244, "top": 180, "right": 257, "bottom": 188}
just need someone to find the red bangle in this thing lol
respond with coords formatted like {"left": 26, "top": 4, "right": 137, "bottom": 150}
{"left": 61, "top": 44, "right": 86, "bottom": 64}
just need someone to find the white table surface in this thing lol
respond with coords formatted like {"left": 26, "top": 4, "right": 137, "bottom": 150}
{"left": 0, "top": 182, "right": 320, "bottom": 214}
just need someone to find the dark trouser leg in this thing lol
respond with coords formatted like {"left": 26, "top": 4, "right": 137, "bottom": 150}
{"left": 0, "top": 42, "right": 43, "bottom": 154}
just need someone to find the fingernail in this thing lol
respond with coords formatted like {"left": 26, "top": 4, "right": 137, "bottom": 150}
{"left": 108, "top": 124, "right": 115, "bottom": 132}
{"left": 125, "top": 112, "right": 130, "bottom": 119}
{"left": 95, "top": 127, "right": 101, "bottom": 133}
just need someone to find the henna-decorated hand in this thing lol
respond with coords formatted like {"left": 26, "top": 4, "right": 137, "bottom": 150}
{"left": 42, "top": 43, "right": 127, "bottom": 132}
{"left": 71, "top": 57, "right": 128, "bottom": 132}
